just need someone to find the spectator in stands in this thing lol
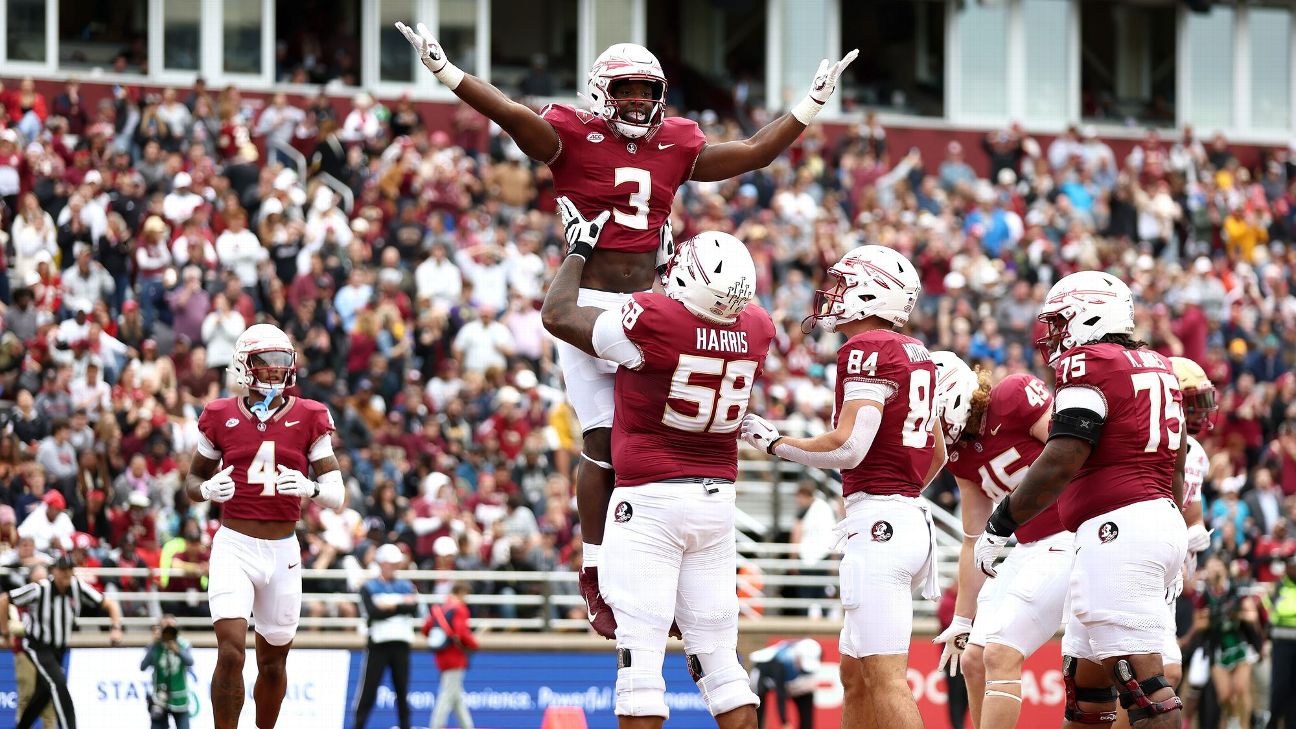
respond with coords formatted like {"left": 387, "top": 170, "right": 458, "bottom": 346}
{"left": 17, "top": 490, "right": 73, "bottom": 553}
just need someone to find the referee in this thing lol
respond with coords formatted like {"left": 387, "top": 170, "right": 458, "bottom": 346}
{"left": 0, "top": 554, "right": 124, "bottom": 729}
{"left": 352, "top": 544, "right": 420, "bottom": 729}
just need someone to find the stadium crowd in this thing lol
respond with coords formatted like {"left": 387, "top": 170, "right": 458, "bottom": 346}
{"left": 0, "top": 74, "right": 1294, "bottom": 723}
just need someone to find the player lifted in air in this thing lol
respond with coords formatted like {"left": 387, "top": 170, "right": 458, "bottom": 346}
{"left": 1111, "top": 355, "right": 1216, "bottom": 729}
{"left": 397, "top": 18, "right": 855, "bottom": 637}
{"left": 184, "top": 324, "right": 346, "bottom": 729}
{"left": 927, "top": 352, "right": 1072, "bottom": 729}
{"left": 739, "top": 246, "right": 943, "bottom": 729}
{"left": 974, "top": 271, "right": 1188, "bottom": 729}
{"left": 541, "top": 197, "right": 774, "bottom": 729}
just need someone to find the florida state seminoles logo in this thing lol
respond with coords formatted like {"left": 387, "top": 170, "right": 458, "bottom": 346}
{"left": 1098, "top": 522, "right": 1119, "bottom": 543}
{"left": 871, "top": 521, "right": 893, "bottom": 542}
{"left": 614, "top": 501, "right": 633, "bottom": 523}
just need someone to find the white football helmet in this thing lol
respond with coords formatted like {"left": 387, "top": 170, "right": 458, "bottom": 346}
{"left": 806, "top": 245, "right": 921, "bottom": 333}
{"left": 1035, "top": 270, "right": 1135, "bottom": 365}
{"left": 229, "top": 323, "right": 298, "bottom": 395}
{"left": 586, "top": 43, "right": 667, "bottom": 140}
{"left": 931, "top": 351, "right": 979, "bottom": 444}
{"left": 663, "top": 231, "right": 756, "bottom": 325}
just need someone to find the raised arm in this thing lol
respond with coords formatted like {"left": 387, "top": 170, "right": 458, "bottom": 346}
{"left": 741, "top": 398, "right": 882, "bottom": 471}
{"left": 396, "top": 22, "right": 559, "bottom": 162}
{"left": 691, "top": 50, "right": 857, "bottom": 182}
{"left": 540, "top": 197, "right": 612, "bottom": 358}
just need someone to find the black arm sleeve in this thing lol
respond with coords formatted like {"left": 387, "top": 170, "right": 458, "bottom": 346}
{"left": 358, "top": 585, "right": 381, "bottom": 621}
{"left": 1048, "top": 408, "right": 1106, "bottom": 446}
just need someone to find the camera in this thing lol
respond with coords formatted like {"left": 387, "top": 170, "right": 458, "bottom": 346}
{"left": 161, "top": 625, "right": 178, "bottom": 642}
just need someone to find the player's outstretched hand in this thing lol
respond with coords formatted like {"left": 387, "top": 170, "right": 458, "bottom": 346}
{"left": 557, "top": 196, "right": 610, "bottom": 261}
{"left": 973, "top": 531, "right": 1009, "bottom": 578}
{"left": 807, "top": 49, "right": 860, "bottom": 105}
{"left": 933, "top": 615, "right": 974, "bottom": 676}
{"left": 739, "top": 413, "right": 782, "bottom": 454}
{"left": 200, "top": 465, "right": 236, "bottom": 503}
{"left": 394, "top": 22, "right": 449, "bottom": 75}
{"left": 275, "top": 465, "right": 312, "bottom": 498}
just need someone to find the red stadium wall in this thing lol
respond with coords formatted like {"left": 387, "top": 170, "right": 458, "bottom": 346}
{"left": 19, "top": 77, "right": 1279, "bottom": 172}
{"left": 763, "top": 636, "right": 1065, "bottom": 728}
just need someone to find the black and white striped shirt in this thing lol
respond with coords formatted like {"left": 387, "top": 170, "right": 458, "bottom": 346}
{"left": 8, "top": 578, "right": 104, "bottom": 650}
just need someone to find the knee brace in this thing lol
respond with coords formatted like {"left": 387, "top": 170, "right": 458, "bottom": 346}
{"left": 687, "top": 651, "right": 759, "bottom": 717}
{"left": 615, "top": 648, "right": 669, "bottom": 719}
{"left": 1062, "top": 655, "right": 1118, "bottom": 724}
{"left": 1114, "top": 658, "right": 1183, "bottom": 725}
{"left": 984, "top": 679, "right": 1022, "bottom": 703}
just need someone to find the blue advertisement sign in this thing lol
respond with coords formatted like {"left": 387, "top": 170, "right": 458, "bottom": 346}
{"left": 345, "top": 650, "right": 713, "bottom": 729}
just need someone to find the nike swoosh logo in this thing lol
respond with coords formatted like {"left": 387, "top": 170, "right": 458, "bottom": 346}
{"left": 846, "top": 532, "right": 858, "bottom": 540}
{"left": 285, "top": 421, "right": 299, "bottom": 427}
{"left": 658, "top": 143, "right": 674, "bottom": 150}
{"left": 288, "top": 562, "right": 299, "bottom": 569}
{"left": 1048, "top": 547, "right": 1067, "bottom": 553}
{"left": 991, "top": 424, "right": 1002, "bottom": 435}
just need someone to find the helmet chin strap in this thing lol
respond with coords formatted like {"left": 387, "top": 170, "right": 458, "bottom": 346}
{"left": 249, "top": 385, "right": 281, "bottom": 422}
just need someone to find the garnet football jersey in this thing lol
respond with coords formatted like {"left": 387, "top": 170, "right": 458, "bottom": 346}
{"left": 946, "top": 373, "right": 1066, "bottom": 543}
{"left": 540, "top": 104, "right": 706, "bottom": 254}
{"left": 197, "top": 396, "right": 335, "bottom": 522}
{"left": 835, "top": 330, "right": 937, "bottom": 498}
{"left": 1052, "top": 343, "right": 1185, "bottom": 531}
{"left": 610, "top": 293, "right": 775, "bottom": 486}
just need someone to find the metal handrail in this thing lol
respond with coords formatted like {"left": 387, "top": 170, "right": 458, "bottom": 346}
{"left": 268, "top": 139, "right": 307, "bottom": 181}
{"left": 313, "top": 172, "right": 354, "bottom": 214}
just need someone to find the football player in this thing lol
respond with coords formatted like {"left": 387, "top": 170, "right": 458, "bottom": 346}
{"left": 541, "top": 197, "right": 774, "bottom": 729}
{"left": 739, "top": 246, "right": 943, "bottom": 729}
{"left": 1111, "top": 356, "right": 1215, "bottom": 729}
{"left": 397, "top": 19, "right": 855, "bottom": 638}
{"left": 927, "top": 352, "right": 1072, "bottom": 729}
{"left": 974, "top": 271, "right": 1188, "bottom": 729}
{"left": 184, "top": 324, "right": 345, "bottom": 729}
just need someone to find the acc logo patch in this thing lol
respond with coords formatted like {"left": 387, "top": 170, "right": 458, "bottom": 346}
{"left": 1098, "top": 522, "right": 1119, "bottom": 543}
{"left": 871, "top": 520, "right": 893, "bottom": 542}
{"left": 586, "top": 132, "right": 604, "bottom": 143}
{"left": 614, "top": 501, "right": 633, "bottom": 523}
{"left": 225, "top": 418, "right": 240, "bottom": 428}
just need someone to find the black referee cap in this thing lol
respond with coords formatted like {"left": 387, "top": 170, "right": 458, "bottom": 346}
{"left": 52, "top": 555, "right": 75, "bottom": 571}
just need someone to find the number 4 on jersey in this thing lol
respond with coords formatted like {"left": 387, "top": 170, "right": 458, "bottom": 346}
{"left": 248, "top": 441, "right": 277, "bottom": 496}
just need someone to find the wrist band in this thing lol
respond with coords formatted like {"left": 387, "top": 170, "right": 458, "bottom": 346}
{"left": 568, "top": 242, "right": 593, "bottom": 261}
{"left": 791, "top": 95, "right": 825, "bottom": 125}
{"left": 986, "top": 494, "right": 1020, "bottom": 537}
{"left": 435, "top": 62, "right": 465, "bottom": 91}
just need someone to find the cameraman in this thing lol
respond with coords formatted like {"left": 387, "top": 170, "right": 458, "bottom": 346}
{"left": 140, "top": 615, "right": 193, "bottom": 729}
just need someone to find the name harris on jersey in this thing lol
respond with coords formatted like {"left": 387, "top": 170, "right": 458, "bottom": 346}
{"left": 696, "top": 327, "right": 749, "bottom": 354}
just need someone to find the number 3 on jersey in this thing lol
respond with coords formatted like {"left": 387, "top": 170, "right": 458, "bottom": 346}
{"left": 247, "top": 441, "right": 277, "bottom": 496}
{"left": 664, "top": 354, "right": 758, "bottom": 433}
{"left": 613, "top": 167, "right": 650, "bottom": 230}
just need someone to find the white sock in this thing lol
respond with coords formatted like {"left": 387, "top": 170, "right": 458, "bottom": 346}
{"left": 583, "top": 542, "right": 600, "bottom": 568}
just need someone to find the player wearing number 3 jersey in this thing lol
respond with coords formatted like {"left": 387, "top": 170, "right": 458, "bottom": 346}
{"left": 928, "top": 354, "right": 1071, "bottom": 729}
{"left": 396, "top": 18, "right": 857, "bottom": 639}
{"left": 974, "top": 271, "right": 1188, "bottom": 729}
{"left": 184, "top": 324, "right": 345, "bottom": 729}
{"left": 543, "top": 197, "right": 772, "bottom": 729}
{"left": 739, "top": 245, "right": 943, "bottom": 729}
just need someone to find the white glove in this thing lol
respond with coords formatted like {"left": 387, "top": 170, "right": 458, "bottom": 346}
{"left": 1186, "top": 523, "right": 1213, "bottom": 554}
{"left": 1167, "top": 571, "right": 1184, "bottom": 604}
{"left": 275, "top": 465, "right": 314, "bottom": 499}
{"left": 791, "top": 49, "right": 860, "bottom": 125}
{"left": 973, "top": 531, "right": 1010, "bottom": 578}
{"left": 740, "top": 413, "right": 782, "bottom": 454}
{"left": 556, "top": 196, "right": 610, "bottom": 260}
{"left": 394, "top": 22, "right": 464, "bottom": 89}
{"left": 934, "top": 615, "right": 975, "bottom": 676}
{"left": 200, "top": 465, "right": 236, "bottom": 503}
{"left": 808, "top": 49, "right": 860, "bottom": 104}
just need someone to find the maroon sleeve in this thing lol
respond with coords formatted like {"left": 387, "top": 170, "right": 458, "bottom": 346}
{"left": 836, "top": 333, "right": 909, "bottom": 397}
{"left": 196, "top": 400, "right": 225, "bottom": 454}
{"left": 308, "top": 401, "right": 337, "bottom": 459}
{"left": 620, "top": 293, "right": 678, "bottom": 372}
{"left": 538, "top": 104, "right": 585, "bottom": 167}
{"left": 1004, "top": 373, "right": 1053, "bottom": 423}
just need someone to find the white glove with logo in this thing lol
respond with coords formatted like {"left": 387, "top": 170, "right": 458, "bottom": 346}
{"left": 200, "top": 465, "right": 236, "bottom": 503}
{"left": 557, "top": 196, "right": 610, "bottom": 261}
{"left": 934, "top": 615, "right": 975, "bottom": 676}
{"left": 275, "top": 465, "right": 314, "bottom": 499}
{"left": 791, "top": 49, "right": 860, "bottom": 124}
{"left": 973, "top": 531, "right": 1010, "bottom": 578}
{"left": 1185, "top": 523, "right": 1213, "bottom": 554}
{"left": 394, "top": 22, "right": 464, "bottom": 90}
{"left": 740, "top": 414, "right": 782, "bottom": 454}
